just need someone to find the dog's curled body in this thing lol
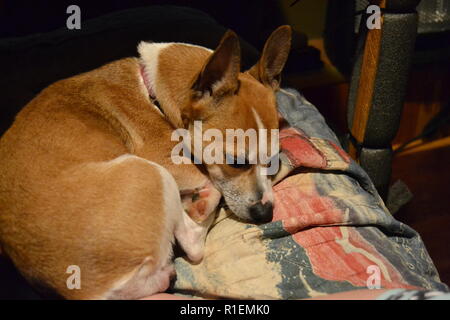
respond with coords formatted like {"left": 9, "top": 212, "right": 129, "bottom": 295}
{"left": 0, "top": 26, "right": 291, "bottom": 299}
{"left": 0, "top": 58, "right": 210, "bottom": 299}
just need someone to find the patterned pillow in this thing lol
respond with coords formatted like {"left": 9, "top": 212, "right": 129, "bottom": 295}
{"left": 172, "top": 89, "right": 449, "bottom": 299}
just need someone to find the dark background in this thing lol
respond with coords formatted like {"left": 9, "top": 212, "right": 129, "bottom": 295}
{"left": 0, "top": 0, "right": 286, "bottom": 50}
{"left": 1, "top": 0, "right": 449, "bottom": 299}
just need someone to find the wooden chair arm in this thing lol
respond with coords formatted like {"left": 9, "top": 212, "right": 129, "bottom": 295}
{"left": 346, "top": 0, "right": 421, "bottom": 198}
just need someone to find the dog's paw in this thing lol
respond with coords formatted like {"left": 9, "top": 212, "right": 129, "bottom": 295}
{"left": 184, "top": 183, "right": 222, "bottom": 223}
{"left": 186, "top": 245, "right": 204, "bottom": 264}
{"left": 155, "top": 264, "right": 176, "bottom": 292}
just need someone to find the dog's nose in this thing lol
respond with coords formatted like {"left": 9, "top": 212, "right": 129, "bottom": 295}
{"left": 249, "top": 201, "right": 273, "bottom": 223}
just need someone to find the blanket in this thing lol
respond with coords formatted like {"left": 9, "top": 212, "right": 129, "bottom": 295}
{"left": 172, "top": 88, "right": 449, "bottom": 299}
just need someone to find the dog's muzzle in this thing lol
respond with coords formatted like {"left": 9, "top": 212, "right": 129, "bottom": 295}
{"left": 249, "top": 201, "right": 273, "bottom": 223}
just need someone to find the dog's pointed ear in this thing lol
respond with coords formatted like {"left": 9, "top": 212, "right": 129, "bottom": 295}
{"left": 192, "top": 30, "right": 240, "bottom": 97}
{"left": 247, "top": 25, "right": 291, "bottom": 90}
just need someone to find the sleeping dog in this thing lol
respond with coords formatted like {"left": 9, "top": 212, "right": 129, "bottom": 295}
{"left": 0, "top": 26, "right": 291, "bottom": 299}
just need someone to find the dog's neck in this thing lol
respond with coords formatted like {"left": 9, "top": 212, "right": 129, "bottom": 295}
{"left": 139, "top": 64, "right": 155, "bottom": 98}
{"left": 139, "top": 63, "right": 163, "bottom": 115}
{"left": 138, "top": 42, "right": 213, "bottom": 128}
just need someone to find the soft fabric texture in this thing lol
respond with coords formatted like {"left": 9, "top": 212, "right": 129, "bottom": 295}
{"left": 172, "top": 88, "right": 449, "bottom": 299}
{"left": 377, "top": 289, "right": 450, "bottom": 300}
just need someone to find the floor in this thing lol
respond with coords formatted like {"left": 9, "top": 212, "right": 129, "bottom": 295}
{"left": 392, "top": 142, "right": 450, "bottom": 287}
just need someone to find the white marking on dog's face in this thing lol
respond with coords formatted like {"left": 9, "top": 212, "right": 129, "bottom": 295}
{"left": 204, "top": 107, "right": 276, "bottom": 223}
{"left": 252, "top": 108, "right": 274, "bottom": 205}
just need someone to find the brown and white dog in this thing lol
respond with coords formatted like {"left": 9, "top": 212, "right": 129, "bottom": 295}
{"left": 0, "top": 26, "right": 291, "bottom": 299}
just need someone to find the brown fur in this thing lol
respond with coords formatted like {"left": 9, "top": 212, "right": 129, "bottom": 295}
{"left": 0, "top": 59, "right": 177, "bottom": 298}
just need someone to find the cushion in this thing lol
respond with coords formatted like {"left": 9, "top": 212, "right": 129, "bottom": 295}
{"left": 172, "top": 89, "right": 449, "bottom": 299}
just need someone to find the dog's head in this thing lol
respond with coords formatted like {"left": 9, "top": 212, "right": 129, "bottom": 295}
{"left": 139, "top": 26, "right": 291, "bottom": 223}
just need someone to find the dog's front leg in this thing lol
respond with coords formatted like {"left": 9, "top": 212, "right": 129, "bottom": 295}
{"left": 174, "top": 211, "right": 215, "bottom": 263}
{"left": 175, "top": 181, "right": 221, "bottom": 263}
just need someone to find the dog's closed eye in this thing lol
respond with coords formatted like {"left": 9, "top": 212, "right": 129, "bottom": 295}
{"left": 228, "top": 162, "right": 252, "bottom": 170}
{"left": 225, "top": 153, "right": 253, "bottom": 170}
